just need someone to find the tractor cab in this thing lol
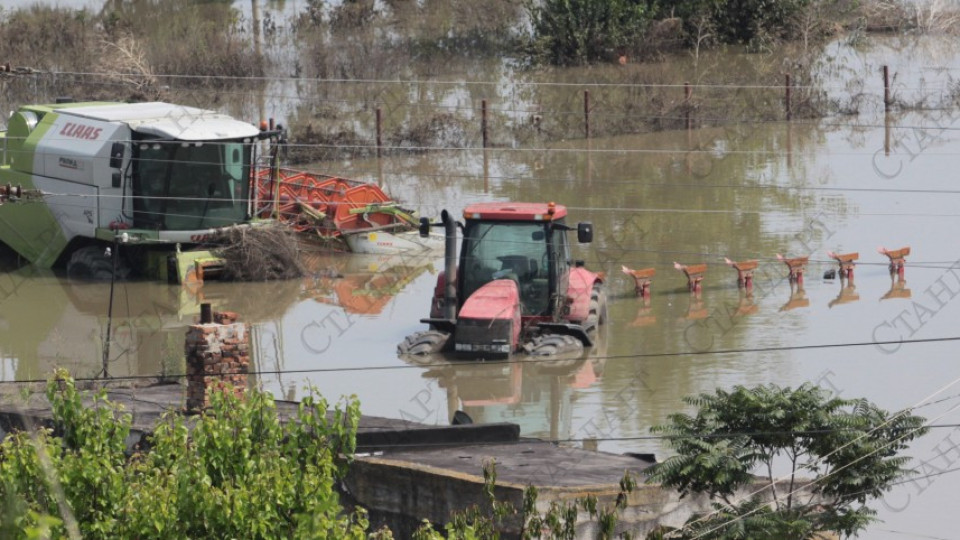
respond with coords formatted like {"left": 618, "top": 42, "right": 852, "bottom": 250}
{"left": 459, "top": 203, "right": 579, "bottom": 317}
{"left": 401, "top": 201, "right": 604, "bottom": 359}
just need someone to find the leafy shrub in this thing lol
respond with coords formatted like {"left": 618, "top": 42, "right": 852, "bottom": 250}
{"left": 526, "top": 0, "right": 654, "bottom": 65}
{"left": 0, "top": 370, "right": 366, "bottom": 539}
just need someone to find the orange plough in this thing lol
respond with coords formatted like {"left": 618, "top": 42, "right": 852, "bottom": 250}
{"left": 777, "top": 254, "right": 808, "bottom": 285}
{"left": 622, "top": 265, "right": 656, "bottom": 298}
{"left": 878, "top": 246, "right": 910, "bottom": 278}
{"left": 827, "top": 251, "right": 859, "bottom": 280}
{"left": 674, "top": 262, "right": 706, "bottom": 293}
{"left": 724, "top": 258, "right": 758, "bottom": 290}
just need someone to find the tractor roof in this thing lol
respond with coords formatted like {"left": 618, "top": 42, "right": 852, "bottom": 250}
{"left": 47, "top": 101, "right": 261, "bottom": 141}
{"left": 463, "top": 202, "right": 567, "bottom": 221}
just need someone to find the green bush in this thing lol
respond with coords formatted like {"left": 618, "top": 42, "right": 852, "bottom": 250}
{"left": 526, "top": 0, "right": 653, "bottom": 65}
{"left": 527, "top": 0, "right": 851, "bottom": 64}
{"left": 0, "top": 370, "right": 366, "bottom": 539}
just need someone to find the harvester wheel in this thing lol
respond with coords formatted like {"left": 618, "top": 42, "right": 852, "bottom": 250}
{"left": 585, "top": 282, "right": 608, "bottom": 332}
{"left": 67, "top": 245, "right": 130, "bottom": 281}
{"left": 397, "top": 330, "right": 450, "bottom": 356}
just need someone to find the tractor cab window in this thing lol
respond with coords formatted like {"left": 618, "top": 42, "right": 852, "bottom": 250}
{"left": 132, "top": 139, "right": 251, "bottom": 230}
{"left": 461, "top": 221, "right": 552, "bottom": 315}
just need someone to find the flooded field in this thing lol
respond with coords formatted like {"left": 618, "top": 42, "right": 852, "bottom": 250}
{"left": 3, "top": 4, "right": 960, "bottom": 535}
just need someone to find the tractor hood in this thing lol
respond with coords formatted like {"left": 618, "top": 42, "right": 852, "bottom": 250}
{"left": 454, "top": 279, "right": 522, "bottom": 357}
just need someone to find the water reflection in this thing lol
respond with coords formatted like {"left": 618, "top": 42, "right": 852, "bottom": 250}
{"left": 827, "top": 277, "right": 860, "bottom": 308}
{"left": 402, "top": 331, "right": 608, "bottom": 441}
{"left": 0, "top": 269, "right": 192, "bottom": 381}
{"left": 780, "top": 282, "right": 810, "bottom": 312}
{"left": 733, "top": 290, "right": 759, "bottom": 317}
{"left": 298, "top": 251, "right": 435, "bottom": 316}
{"left": 880, "top": 275, "right": 911, "bottom": 301}
{"left": 628, "top": 298, "right": 657, "bottom": 327}
{"left": 0, "top": 248, "right": 435, "bottom": 382}
{"left": 682, "top": 294, "right": 709, "bottom": 321}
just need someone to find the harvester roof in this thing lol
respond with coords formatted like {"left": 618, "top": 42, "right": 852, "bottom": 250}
{"left": 462, "top": 202, "right": 567, "bottom": 221}
{"left": 51, "top": 101, "right": 261, "bottom": 141}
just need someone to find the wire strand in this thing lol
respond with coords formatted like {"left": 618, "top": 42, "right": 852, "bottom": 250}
{"left": 4, "top": 333, "right": 960, "bottom": 385}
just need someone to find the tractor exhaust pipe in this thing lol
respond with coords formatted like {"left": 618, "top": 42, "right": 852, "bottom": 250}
{"left": 441, "top": 209, "right": 457, "bottom": 321}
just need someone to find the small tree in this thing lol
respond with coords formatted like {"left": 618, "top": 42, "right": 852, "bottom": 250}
{"left": 647, "top": 384, "right": 927, "bottom": 539}
{"left": 525, "top": 0, "right": 652, "bottom": 65}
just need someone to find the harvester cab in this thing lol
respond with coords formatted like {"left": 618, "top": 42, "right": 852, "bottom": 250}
{"left": 399, "top": 202, "right": 606, "bottom": 359}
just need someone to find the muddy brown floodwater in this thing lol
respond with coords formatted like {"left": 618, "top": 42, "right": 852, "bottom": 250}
{"left": 4, "top": 27, "right": 960, "bottom": 539}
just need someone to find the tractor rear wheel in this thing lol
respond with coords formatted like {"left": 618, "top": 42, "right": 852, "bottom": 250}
{"left": 397, "top": 330, "right": 450, "bottom": 356}
{"left": 67, "top": 245, "right": 130, "bottom": 281}
{"left": 585, "top": 282, "right": 607, "bottom": 332}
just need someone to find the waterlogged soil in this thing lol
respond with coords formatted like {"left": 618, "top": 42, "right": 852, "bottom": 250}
{"left": 3, "top": 28, "right": 960, "bottom": 539}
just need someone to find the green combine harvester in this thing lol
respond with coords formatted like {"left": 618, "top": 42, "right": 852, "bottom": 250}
{"left": 0, "top": 100, "right": 281, "bottom": 282}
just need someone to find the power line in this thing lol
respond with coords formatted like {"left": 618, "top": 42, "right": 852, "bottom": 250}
{"left": 4, "top": 333, "right": 960, "bottom": 386}
{"left": 46, "top": 69, "right": 925, "bottom": 92}
{"left": 24, "top": 132, "right": 960, "bottom": 155}
{"left": 31, "top": 189, "right": 960, "bottom": 222}
{"left": 13, "top": 72, "right": 960, "bottom": 128}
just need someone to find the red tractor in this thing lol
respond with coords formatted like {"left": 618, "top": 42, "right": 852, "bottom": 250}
{"left": 398, "top": 202, "right": 606, "bottom": 359}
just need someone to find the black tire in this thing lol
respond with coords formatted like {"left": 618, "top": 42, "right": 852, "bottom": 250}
{"left": 524, "top": 334, "right": 583, "bottom": 356}
{"left": 397, "top": 330, "right": 450, "bottom": 356}
{"left": 66, "top": 245, "right": 130, "bottom": 281}
{"left": 585, "top": 282, "right": 607, "bottom": 332}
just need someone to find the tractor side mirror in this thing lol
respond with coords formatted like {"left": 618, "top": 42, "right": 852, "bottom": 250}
{"left": 109, "top": 142, "right": 125, "bottom": 169}
{"left": 577, "top": 222, "right": 593, "bottom": 244}
{"left": 419, "top": 217, "right": 431, "bottom": 238}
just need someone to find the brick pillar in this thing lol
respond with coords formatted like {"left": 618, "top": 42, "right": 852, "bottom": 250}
{"left": 185, "top": 310, "right": 249, "bottom": 413}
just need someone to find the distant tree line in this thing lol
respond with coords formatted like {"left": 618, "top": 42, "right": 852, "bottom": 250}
{"left": 526, "top": 0, "right": 861, "bottom": 64}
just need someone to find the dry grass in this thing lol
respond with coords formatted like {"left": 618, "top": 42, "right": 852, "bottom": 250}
{"left": 89, "top": 33, "right": 162, "bottom": 100}
{"left": 0, "top": 6, "right": 93, "bottom": 69}
{"left": 215, "top": 224, "right": 305, "bottom": 281}
{"left": 0, "top": 2, "right": 261, "bottom": 94}
{"left": 910, "top": 0, "right": 960, "bottom": 34}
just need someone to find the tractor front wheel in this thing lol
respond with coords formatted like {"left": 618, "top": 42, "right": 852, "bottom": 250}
{"left": 397, "top": 330, "right": 450, "bottom": 356}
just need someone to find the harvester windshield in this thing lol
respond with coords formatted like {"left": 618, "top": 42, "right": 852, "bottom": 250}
{"left": 132, "top": 139, "right": 251, "bottom": 230}
{"left": 461, "top": 221, "right": 564, "bottom": 316}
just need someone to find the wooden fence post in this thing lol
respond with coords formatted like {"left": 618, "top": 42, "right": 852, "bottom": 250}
{"left": 785, "top": 73, "right": 792, "bottom": 121}
{"left": 375, "top": 107, "right": 382, "bottom": 158}
{"left": 584, "top": 90, "right": 590, "bottom": 139}
{"left": 883, "top": 65, "right": 891, "bottom": 111}
{"left": 481, "top": 99, "right": 488, "bottom": 149}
